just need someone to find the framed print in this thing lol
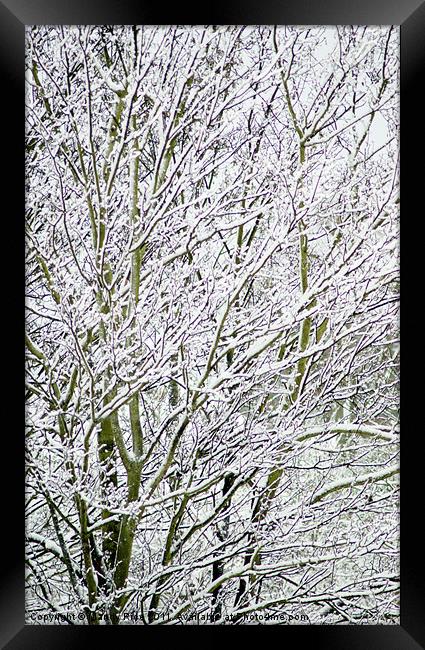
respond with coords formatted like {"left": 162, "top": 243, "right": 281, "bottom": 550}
{"left": 3, "top": 0, "right": 422, "bottom": 645}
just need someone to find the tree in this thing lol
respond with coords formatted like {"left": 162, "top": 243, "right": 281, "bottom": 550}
{"left": 25, "top": 25, "right": 399, "bottom": 625}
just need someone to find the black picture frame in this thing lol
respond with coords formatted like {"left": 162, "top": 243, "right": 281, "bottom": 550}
{"left": 5, "top": 0, "right": 422, "bottom": 646}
